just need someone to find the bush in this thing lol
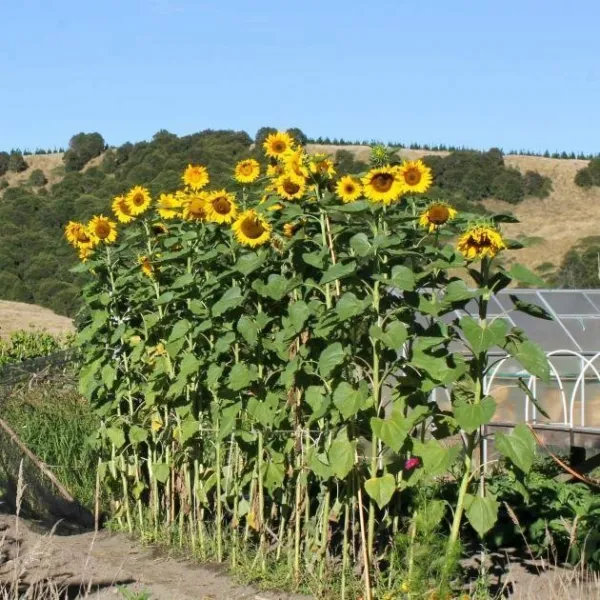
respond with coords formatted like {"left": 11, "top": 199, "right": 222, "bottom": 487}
{"left": 523, "top": 170, "right": 552, "bottom": 198}
{"left": 8, "top": 151, "right": 28, "bottom": 173}
{"left": 0, "top": 179, "right": 9, "bottom": 191}
{"left": 0, "top": 151, "right": 9, "bottom": 176}
{"left": 254, "top": 126, "right": 278, "bottom": 149}
{"left": 286, "top": 127, "right": 308, "bottom": 146}
{"left": 28, "top": 169, "right": 47, "bottom": 187}
{"left": 574, "top": 158, "right": 600, "bottom": 188}
{"left": 63, "top": 132, "right": 106, "bottom": 172}
{"left": 335, "top": 149, "right": 368, "bottom": 175}
{"left": 491, "top": 168, "right": 525, "bottom": 204}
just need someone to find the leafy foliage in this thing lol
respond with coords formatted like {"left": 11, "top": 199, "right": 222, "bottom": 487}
{"left": 0, "top": 330, "right": 72, "bottom": 366}
{"left": 574, "top": 157, "right": 600, "bottom": 188}
{"left": 63, "top": 132, "right": 106, "bottom": 172}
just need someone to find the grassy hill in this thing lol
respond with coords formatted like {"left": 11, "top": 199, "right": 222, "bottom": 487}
{"left": 0, "top": 131, "right": 598, "bottom": 320}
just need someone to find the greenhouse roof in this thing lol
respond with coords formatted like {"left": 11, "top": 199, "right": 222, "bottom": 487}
{"left": 453, "top": 289, "right": 600, "bottom": 355}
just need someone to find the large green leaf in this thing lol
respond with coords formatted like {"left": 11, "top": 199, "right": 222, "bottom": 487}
{"left": 328, "top": 430, "right": 356, "bottom": 479}
{"left": 460, "top": 316, "right": 508, "bottom": 354}
{"left": 320, "top": 261, "right": 357, "bottom": 285}
{"left": 390, "top": 266, "right": 416, "bottom": 291}
{"left": 333, "top": 382, "right": 367, "bottom": 420}
{"left": 336, "top": 292, "right": 368, "bottom": 321}
{"left": 212, "top": 286, "right": 243, "bottom": 317}
{"left": 237, "top": 316, "right": 258, "bottom": 346}
{"left": 371, "top": 409, "right": 411, "bottom": 452}
{"left": 228, "top": 363, "right": 257, "bottom": 391}
{"left": 464, "top": 494, "right": 499, "bottom": 538}
{"left": 305, "top": 386, "right": 330, "bottom": 422}
{"left": 236, "top": 252, "right": 264, "bottom": 276}
{"left": 350, "top": 233, "right": 372, "bottom": 257}
{"left": 506, "top": 339, "right": 550, "bottom": 383}
{"left": 318, "top": 343, "right": 346, "bottom": 377}
{"left": 129, "top": 425, "right": 148, "bottom": 445}
{"left": 454, "top": 396, "right": 496, "bottom": 433}
{"left": 495, "top": 423, "right": 536, "bottom": 473}
{"left": 308, "top": 450, "right": 333, "bottom": 479}
{"left": 261, "top": 460, "right": 285, "bottom": 492}
{"left": 152, "top": 462, "right": 171, "bottom": 484}
{"left": 364, "top": 474, "right": 396, "bottom": 509}
{"left": 105, "top": 426, "right": 125, "bottom": 449}
{"left": 444, "top": 280, "right": 479, "bottom": 303}
{"left": 289, "top": 301, "right": 310, "bottom": 332}
{"left": 413, "top": 439, "right": 454, "bottom": 477}
{"left": 171, "top": 273, "right": 195, "bottom": 289}
{"left": 508, "top": 263, "right": 546, "bottom": 287}
{"left": 168, "top": 319, "right": 191, "bottom": 343}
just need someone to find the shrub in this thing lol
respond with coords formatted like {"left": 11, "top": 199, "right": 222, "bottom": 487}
{"left": 491, "top": 168, "right": 525, "bottom": 204}
{"left": 0, "top": 151, "right": 9, "bottom": 176}
{"left": 63, "top": 132, "right": 106, "bottom": 172}
{"left": 523, "top": 170, "right": 552, "bottom": 198}
{"left": 28, "top": 168, "right": 47, "bottom": 187}
{"left": 0, "top": 179, "right": 9, "bottom": 190}
{"left": 286, "top": 127, "right": 308, "bottom": 146}
{"left": 574, "top": 157, "right": 600, "bottom": 187}
{"left": 335, "top": 149, "right": 368, "bottom": 175}
{"left": 8, "top": 151, "right": 28, "bottom": 173}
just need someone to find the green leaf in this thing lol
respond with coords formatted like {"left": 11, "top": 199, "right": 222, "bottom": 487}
{"left": 333, "top": 382, "right": 367, "bottom": 420}
{"left": 308, "top": 450, "right": 333, "bottom": 479}
{"left": 327, "top": 430, "right": 356, "bottom": 479}
{"left": 228, "top": 363, "right": 256, "bottom": 391}
{"left": 335, "top": 292, "right": 367, "bottom": 321}
{"left": 302, "top": 251, "right": 325, "bottom": 269}
{"left": 495, "top": 423, "right": 536, "bottom": 473}
{"left": 506, "top": 339, "right": 550, "bottom": 383}
{"left": 289, "top": 301, "right": 310, "bottom": 332}
{"left": 390, "top": 266, "right": 416, "bottom": 291}
{"left": 320, "top": 261, "right": 357, "bottom": 285}
{"left": 236, "top": 252, "right": 264, "bottom": 276}
{"left": 454, "top": 396, "right": 496, "bottom": 433}
{"left": 129, "top": 425, "right": 149, "bottom": 446}
{"left": 171, "top": 273, "right": 195, "bottom": 289}
{"left": 460, "top": 316, "right": 508, "bottom": 354}
{"left": 262, "top": 460, "right": 285, "bottom": 492}
{"left": 168, "top": 319, "right": 191, "bottom": 343}
{"left": 101, "top": 364, "right": 116, "bottom": 389}
{"left": 371, "top": 409, "right": 410, "bottom": 453}
{"left": 350, "top": 233, "right": 372, "bottom": 257}
{"left": 318, "top": 343, "right": 346, "bottom": 377}
{"left": 188, "top": 299, "right": 206, "bottom": 316}
{"left": 508, "top": 263, "right": 546, "bottom": 287}
{"left": 444, "top": 280, "right": 479, "bottom": 303}
{"left": 509, "top": 295, "right": 553, "bottom": 320}
{"left": 516, "top": 377, "right": 550, "bottom": 419}
{"left": 414, "top": 439, "right": 454, "bottom": 477}
{"left": 237, "top": 316, "right": 258, "bottom": 346}
{"left": 206, "top": 364, "right": 223, "bottom": 388}
{"left": 382, "top": 321, "right": 408, "bottom": 350}
{"left": 212, "top": 286, "right": 244, "bottom": 317}
{"left": 179, "top": 352, "right": 201, "bottom": 378}
{"left": 305, "top": 386, "right": 330, "bottom": 422}
{"left": 364, "top": 474, "right": 396, "bottom": 509}
{"left": 105, "top": 427, "right": 125, "bottom": 449}
{"left": 464, "top": 494, "right": 499, "bottom": 538}
{"left": 156, "top": 291, "right": 175, "bottom": 305}
{"left": 152, "top": 462, "right": 171, "bottom": 484}
{"left": 329, "top": 200, "right": 369, "bottom": 213}
{"left": 247, "top": 395, "right": 277, "bottom": 427}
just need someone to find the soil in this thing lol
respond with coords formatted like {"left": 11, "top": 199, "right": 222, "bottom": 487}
{"left": 0, "top": 300, "right": 74, "bottom": 339}
{"left": 0, "top": 513, "right": 309, "bottom": 600}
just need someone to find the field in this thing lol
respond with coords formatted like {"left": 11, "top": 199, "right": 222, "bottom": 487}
{"left": 0, "top": 300, "right": 73, "bottom": 338}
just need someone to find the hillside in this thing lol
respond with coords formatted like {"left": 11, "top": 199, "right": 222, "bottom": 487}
{"left": 0, "top": 300, "right": 73, "bottom": 338}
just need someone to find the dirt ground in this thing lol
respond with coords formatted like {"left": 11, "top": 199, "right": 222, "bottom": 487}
{"left": 0, "top": 513, "right": 308, "bottom": 600}
{"left": 0, "top": 301, "right": 74, "bottom": 339}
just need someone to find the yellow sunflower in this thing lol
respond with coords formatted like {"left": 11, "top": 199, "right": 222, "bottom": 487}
{"left": 267, "top": 163, "right": 285, "bottom": 178}
{"left": 283, "top": 223, "right": 296, "bottom": 238}
{"left": 232, "top": 210, "right": 272, "bottom": 247}
{"left": 154, "top": 193, "right": 179, "bottom": 220}
{"left": 362, "top": 166, "right": 404, "bottom": 204}
{"left": 125, "top": 186, "right": 152, "bottom": 216}
{"left": 78, "top": 246, "right": 94, "bottom": 263}
{"left": 64, "top": 221, "right": 96, "bottom": 249}
{"left": 151, "top": 222, "right": 169, "bottom": 235}
{"left": 457, "top": 225, "right": 506, "bottom": 260}
{"left": 263, "top": 131, "right": 295, "bottom": 158}
{"left": 335, "top": 176, "right": 363, "bottom": 203}
{"left": 88, "top": 215, "right": 118, "bottom": 245}
{"left": 309, "top": 154, "right": 336, "bottom": 178}
{"left": 396, "top": 159, "right": 433, "bottom": 194}
{"left": 182, "top": 193, "right": 209, "bottom": 222}
{"left": 419, "top": 203, "right": 458, "bottom": 233}
{"left": 276, "top": 173, "right": 306, "bottom": 201}
{"left": 112, "top": 195, "right": 135, "bottom": 223}
{"left": 182, "top": 164, "right": 210, "bottom": 190}
{"left": 283, "top": 148, "right": 310, "bottom": 179}
{"left": 139, "top": 255, "right": 154, "bottom": 278}
{"left": 234, "top": 159, "right": 260, "bottom": 183}
{"left": 205, "top": 190, "right": 238, "bottom": 224}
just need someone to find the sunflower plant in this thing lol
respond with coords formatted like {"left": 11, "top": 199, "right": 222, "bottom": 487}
{"left": 69, "top": 134, "right": 550, "bottom": 598}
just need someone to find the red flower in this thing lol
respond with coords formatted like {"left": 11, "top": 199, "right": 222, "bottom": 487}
{"left": 404, "top": 457, "right": 420, "bottom": 471}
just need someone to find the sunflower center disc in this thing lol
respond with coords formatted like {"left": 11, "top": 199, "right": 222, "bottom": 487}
{"left": 189, "top": 198, "right": 206, "bottom": 217}
{"left": 273, "top": 142, "right": 286, "bottom": 153}
{"left": 241, "top": 218, "right": 265, "bottom": 239}
{"left": 283, "top": 181, "right": 300, "bottom": 195}
{"left": 404, "top": 168, "right": 422, "bottom": 186}
{"left": 133, "top": 194, "right": 145, "bottom": 206}
{"left": 428, "top": 205, "right": 449, "bottom": 224}
{"left": 213, "top": 197, "right": 231, "bottom": 214}
{"left": 371, "top": 173, "right": 394, "bottom": 193}
{"left": 96, "top": 223, "right": 110, "bottom": 238}
{"left": 240, "top": 164, "right": 253, "bottom": 175}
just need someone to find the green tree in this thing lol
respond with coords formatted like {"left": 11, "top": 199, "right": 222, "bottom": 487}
{"left": 28, "top": 169, "right": 47, "bottom": 187}
{"left": 490, "top": 168, "right": 525, "bottom": 204}
{"left": 8, "top": 151, "right": 28, "bottom": 173}
{"left": 0, "top": 151, "right": 9, "bottom": 176}
{"left": 523, "top": 170, "right": 552, "bottom": 198}
{"left": 63, "top": 132, "right": 106, "bottom": 172}
{"left": 287, "top": 127, "right": 308, "bottom": 146}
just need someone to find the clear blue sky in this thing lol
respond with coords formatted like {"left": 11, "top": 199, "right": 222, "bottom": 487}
{"left": 2, "top": 0, "right": 599, "bottom": 154}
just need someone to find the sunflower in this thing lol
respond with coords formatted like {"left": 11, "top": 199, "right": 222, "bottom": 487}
{"left": 151, "top": 222, "right": 169, "bottom": 235}
{"left": 88, "top": 215, "right": 118, "bottom": 244}
{"left": 267, "top": 163, "right": 284, "bottom": 178}
{"left": 283, "top": 223, "right": 296, "bottom": 238}
{"left": 335, "top": 176, "right": 362, "bottom": 203}
{"left": 419, "top": 202, "right": 458, "bottom": 233}
{"left": 276, "top": 173, "right": 306, "bottom": 201}
{"left": 157, "top": 193, "right": 182, "bottom": 220}
{"left": 396, "top": 159, "right": 433, "bottom": 194}
{"left": 234, "top": 159, "right": 260, "bottom": 183}
{"left": 64, "top": 221, "right": 96, "bottom": 249}
{"left": 263, "top": 131, "right": 294, "bottom": 158}
{"left": 283, "top": 148, "right": 310, "bottom": 179}
{"left": 182, "top": 193, "right": 209, "bottom": 221}
{"left": 78, "top": 246, "right": 94, "bottom": 262}
{"left": 205, "top": 190, "right": 238, "bottom": 224}
{"left": 232, "top": 210, "right": 272, "bottom": 247}
{"left": 457, "top": 225, "right": 506, "bottom": 260}
{"left": 112, "top": 195, "right": 135, "bottom": 223}
{"left": 182, "top": 164, "right": 210, "bottom": 190}
{"left": 259, "top": 194, "right": 283, "bottom": 211}
{"left": 362, "top": 166, "right": 404, "bottom": 204}
{"left": 309, "top": 154, "right": 336, "bottom": 178}
{"left": 125, "top": 186, "right": 152, "bottom": 216}
{"left": 139, "top": 255, "right": 154, "bottom": 278}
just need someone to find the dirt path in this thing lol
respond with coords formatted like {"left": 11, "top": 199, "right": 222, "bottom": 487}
{"left": 0, "top": 514, "right": 310, "bottom": 600}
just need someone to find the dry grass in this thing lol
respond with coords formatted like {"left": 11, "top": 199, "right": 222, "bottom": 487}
{"left": 0, "top": 301, "right": 73, "bottom": 339}
{"left": 0, "top": 154, "right": 66, "bottom": 189}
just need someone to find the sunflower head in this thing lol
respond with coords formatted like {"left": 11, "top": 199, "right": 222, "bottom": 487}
{"left": 139, "top": 255, "right": 154, "bottom": 278}
{"left": 78, "top": 246, "right": 94, "bottom": 263}
{"left": 457, "top": 224, "right": 506, "bottom": 260}
{"left": 283, "top": 223, "right": 295, "bottom": 238}
{"left": 419, "top": 202, "right": 458, "bottom": 233}
{"left": 361, "top": 166, "right": 404, "bottom": 205}
{"left": 112, "top": 195, "right": 135, "bottom": 223}
{"left": 151, "top": 222, "right": 169, "bottom": 236}
{"left": 282, "top": 148, "right": 310, "bottom": 179}
{"left": 157, "top": 193, "right": 182, "bottom": 220}
{"left": 234, "top": 159, "right": 260, "bottom": 184}
{"left": 125, "top": 186, "right": 152, "bottom": 216}
{"left": 182, "top": 192, "right": 209, "bottom": 222}
{"left": 267, "top": 163, "right": 285, "bottom": 178}
{"left": 182, "top": 164, "right": 210, "bottom": 191}
{"left": 335, "top": 176, "right": 362, "bottom": 204}
{"left": 232, "top": 209, "right": 272, "bottom": 248}
{"left": 370, "top": 145, "right": 393, "bottom": 166}
{"left": 64, "top": 221, "right": 96, "bottom": 249}
{"left": 276, "top": 173, "right": 306, "bottom": 201}
{"left": 205, "top": 190, "right": 238, "bottom": 224}
{"left": 397, "top": 160, "right": 433, "bottom": 194}
{"left": 309, "top": 154, "right": 336, "bottom": 178}
{"left": 88, "top": 215, "right": 118, "bottom": 245}
{"left": 263, "top": 131, "right": 295, "bottom": 158}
